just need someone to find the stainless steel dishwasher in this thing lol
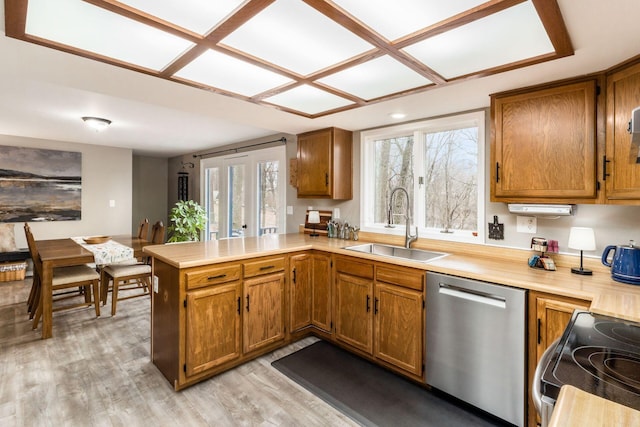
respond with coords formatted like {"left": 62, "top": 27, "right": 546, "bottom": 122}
{"left": 425, "top": 272, "right": 526, "bottom": 427}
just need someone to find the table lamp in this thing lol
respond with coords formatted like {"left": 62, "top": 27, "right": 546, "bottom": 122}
{"left": 308, "top": 210, "right": 320, "bottom": 237}
{"left": 568, "top": 227, "right": 596, "bottom": 275}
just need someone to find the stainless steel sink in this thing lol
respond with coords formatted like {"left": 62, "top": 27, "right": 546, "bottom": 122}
{"left": 343, "top": 243, "right": 447, "bottom": 263}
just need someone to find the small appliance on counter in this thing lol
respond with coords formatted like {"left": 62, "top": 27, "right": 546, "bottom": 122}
{"left": 535, "top": 311, "right": 640, "bottom": 427}
{"left": 602, "top": 240, "right": 640, "bottom": 285}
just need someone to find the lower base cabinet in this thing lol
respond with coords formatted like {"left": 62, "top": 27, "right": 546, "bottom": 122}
{"left": 243, "top": 271, "right": 285, "bottom": 354}
{"left": 527, "top": 291, "right": 590, "bottom": 427}
{"left": 334, "top": 256, "right": 425, "bottom": 379}
{"left": 185, "top": 282, "right": 241, "bottom": 377}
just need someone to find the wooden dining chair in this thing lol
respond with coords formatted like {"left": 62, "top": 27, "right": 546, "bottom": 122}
{"left": 24, "top": 223, "right": 100, "bottom": 329}
{"left": 100, "top": 220, "right": 164, "bottom": 315}
{"left": 136, "top": 218, "right": 150, "bottom": 240}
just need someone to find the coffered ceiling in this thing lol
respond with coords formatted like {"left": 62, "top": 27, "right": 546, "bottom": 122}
{"left": 5, "top": 0, "right": 570, "bottom": 118}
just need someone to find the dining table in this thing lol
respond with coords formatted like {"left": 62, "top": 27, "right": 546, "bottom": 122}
{"left": 35, "top": 235, "right": 149, "bottom": 339}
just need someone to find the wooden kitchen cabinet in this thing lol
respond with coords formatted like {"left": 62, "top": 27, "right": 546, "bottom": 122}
{"left": 185, "top": 282, "right": 241, "bottom": 377}
{"left": 526, "top": 291, "right": 590, "bottom": 427}
{"left": 289, "top": 251, "right": 332, "bottom": 334}
{"left": 605, "top": 59, "right": 640, "bottom": 202}
{"left": 334, "top": 256, "right": 374, "bottom": 354}
{"left": 334, "top": 256, "right": 425, "bottom": 379}
{"left": 491, "top": 79, "right": 598, "bottom": 202}
{"left": 374, "top": 265, "right": 424, "bottom": 378}
{"left": 296, "top": 127, "right": 352, "bottom": 200}
{"left": 289, "top": 252, "right": 312, "bottom": 332}
{"left": 243, "top": 256, "right": 286, "bottom": 354}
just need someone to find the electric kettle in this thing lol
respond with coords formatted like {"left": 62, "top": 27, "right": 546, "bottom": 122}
{"left": 601, "top": 240, "right": 640, "bottom": 285}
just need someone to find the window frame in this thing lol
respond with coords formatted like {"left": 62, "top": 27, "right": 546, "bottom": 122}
{"left": 360, "top": 110, "right": 485, "bottom": 244}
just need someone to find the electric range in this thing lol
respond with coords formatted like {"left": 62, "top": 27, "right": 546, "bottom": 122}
{"left": 540, "top": 310, "right": 640, "bottom": 412}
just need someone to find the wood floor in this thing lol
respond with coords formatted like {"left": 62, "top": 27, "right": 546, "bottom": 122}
{"left": 0, "top": 278, "right": 359, "bottom": 427}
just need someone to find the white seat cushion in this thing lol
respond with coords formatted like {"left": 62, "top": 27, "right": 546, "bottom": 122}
{"left": 103, "top": 264, "right": 151, "bottom": 278}
{"left": 52, "top": 265, "right": 100, "bottom": 285}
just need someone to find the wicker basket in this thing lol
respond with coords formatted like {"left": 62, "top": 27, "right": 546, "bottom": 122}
{"left": 0, "top": 261, "right": 27, "bottom": 282}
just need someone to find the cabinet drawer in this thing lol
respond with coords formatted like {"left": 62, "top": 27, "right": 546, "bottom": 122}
{"left": 376, "top": 266, "right": 424, "bottom": 291}
{"left": 335, "top": 257, "right": 374, "bottom": 279}
{"left": 243, "top": 256, "right": 286, "bottom": 278}
{"left": 186, "top": 264, "right": 241, "bottom": 290}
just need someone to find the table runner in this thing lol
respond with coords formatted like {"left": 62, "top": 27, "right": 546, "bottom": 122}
{"left": 71, "top": 237, "right": 134, "bottom": 265}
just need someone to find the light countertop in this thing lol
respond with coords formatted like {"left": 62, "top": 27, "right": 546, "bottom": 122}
{"left": 143, "top": 233, "right": 640, "bottom": 424}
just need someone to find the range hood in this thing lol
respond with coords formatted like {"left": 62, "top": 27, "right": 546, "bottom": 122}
{"left": 508, "top": 204, "right": 575, "bottom": 216}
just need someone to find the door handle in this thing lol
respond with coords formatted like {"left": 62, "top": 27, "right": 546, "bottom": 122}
{"left": 246, "top": 295, "right": 250, "bottom": 312}
{"left": 374, "top": 297, "right": 379, "bottom": 315}
{"left": 366, "top": 295, "right": 371, "bottom": 312}
{"left": 237, "top": 296, "right": 241, "bottom": 315}
{"left": 292, "top": 268, "right": 296, "bottom": 284}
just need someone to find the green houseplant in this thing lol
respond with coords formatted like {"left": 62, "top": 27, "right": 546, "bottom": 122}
{"left": 167, "top": 200, "right": 207, "bottom": 242}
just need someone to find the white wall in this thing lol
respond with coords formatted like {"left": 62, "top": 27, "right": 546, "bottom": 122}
{"left": 132, "top": 155, "right": 168, "bottom": 236}
{"left": 0, "top": 134, "right": 133, "bottom": 248}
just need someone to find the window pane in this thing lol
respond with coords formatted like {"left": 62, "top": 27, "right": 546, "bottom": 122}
{"left": 373, "top": 136, "right": 414, "bottom": 224}
{"left": 205, "top": 167, "right": 219, "bottom": 240}
{"left": 423, "top": 127, "right": 478, "bottom": 232}
{"left": 258, "top": 160, "right": 279, "bottom": 235}
{"left": 228, "top": 164, "right": 245, "bottom": 237}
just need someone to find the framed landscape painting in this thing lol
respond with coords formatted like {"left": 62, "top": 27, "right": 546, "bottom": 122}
{"left": 0, "top": 145, "right": 81, "bottom": 222}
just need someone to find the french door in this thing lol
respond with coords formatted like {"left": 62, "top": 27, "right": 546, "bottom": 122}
{"left": 201, "top": 146, "right": 285, "bottom": 240}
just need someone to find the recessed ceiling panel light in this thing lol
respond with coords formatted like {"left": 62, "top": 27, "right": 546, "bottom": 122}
{"left": 403, "top": 2, "right": 554, "bottom": 79}
{"left": 26, "top": 0, "right": 194, "bottom": 71}
{"left": 175, "top": 50, "right": 293, "bottom": 97}
{"left": 118, "top": 0, "right": 245, "bottom": 35}
{"left": 221, "top": 0, "right": 374, "bottom": 76}
{"left": 318, "top": 56, "right": 432, "bottom": 100}
{"left": 332, "top": 0, "right": 485, "bottom": 41}
{"left": 264, "top": 85, "right": 354, "bottom": 115}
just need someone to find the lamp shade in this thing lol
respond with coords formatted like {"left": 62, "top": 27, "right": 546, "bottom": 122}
{"left": 568, "top": 227, "right": 596, "bottom": 251}
{"left": 308, "top": 210, "right": 320, "bottom": 224}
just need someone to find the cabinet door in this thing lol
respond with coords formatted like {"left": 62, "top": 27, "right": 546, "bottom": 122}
{"left": 243, "top": 272, "right": 285, "bottom": 353}
{"left": 297, "top": 129, "right": 332, "bottom": 197}
{"left": 527, "top": 292, "right": 590, "bottom": 427}
{"left": 185, "top": 282, "right": 241, "bottom": 377}
{"left": 374, "top": 283, "right": 423, "bottom": 377}
{"left": 335, "top": 272, "right": 373, "bottom": 354}
{"left": 311, "top": 252, "right": 332, "bottom": 332}
{"left": 492, "top": 80, "right": 597, "bottom": 201}
{"left": 290, "top": 253, "right": 312, "bottom": 332}
{"left": 606, "top": 61, "right": 640, "bottom": 200}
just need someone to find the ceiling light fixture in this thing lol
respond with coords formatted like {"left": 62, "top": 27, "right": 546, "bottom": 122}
{"left": 390, "top": 113, "right": 406, "bottom": 119}
{"left": 82, "top": 116, "right": 112, "bottom": 131}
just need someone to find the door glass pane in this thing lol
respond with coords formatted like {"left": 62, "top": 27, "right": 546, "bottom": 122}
{"left": 258, "top": 160, "right": 279, "bottom": 235}
{"left": 205, "top": 167, "right": 220, "bottom": 240}
{"left": 228, "top": 164, "right": 246, "bottom": 237}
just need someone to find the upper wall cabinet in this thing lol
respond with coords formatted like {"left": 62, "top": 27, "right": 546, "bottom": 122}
{"left": 605, "top": 59, "right": 640, "bottom": 203}
{"left": 491, "top": 79, "right": 598, "bottom": 203}
{"left": 296, "top": 127, "right": 352, "bottom": 200}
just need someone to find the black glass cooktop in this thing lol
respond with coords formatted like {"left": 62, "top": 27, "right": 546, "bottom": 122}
{"left": 541, "top": 310, "right": 640, "bottom": 410}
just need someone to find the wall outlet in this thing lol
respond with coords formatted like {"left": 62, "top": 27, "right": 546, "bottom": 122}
{"left": 109, "top": 199, "right": 116, "bottom": 208}
{"left": 516, "top": 216, "right": 537, "bottom": 233}
{"left": 286, "top": 206, "right": 293, "bottom": 215}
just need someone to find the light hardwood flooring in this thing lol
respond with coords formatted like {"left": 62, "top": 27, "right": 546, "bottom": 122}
{"left": 0, "top": 278, "right": 358, "bottom": 427}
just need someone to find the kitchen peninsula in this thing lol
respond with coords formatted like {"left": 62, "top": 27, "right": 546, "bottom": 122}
{"left": 143, "top": 233, "right": 640, "bottom": 425}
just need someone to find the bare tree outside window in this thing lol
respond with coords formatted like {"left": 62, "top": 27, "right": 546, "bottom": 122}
{"left": 423, "top": 127, "right": 478, "bottom": 232}
{"left": 362, "top": 111, "right": 483, "bottom": 241}
{"left": 259, "top": 161, "right": 279, "bottom": 235}
{"left": 373, "top": 136, "right": 414, "bottom": 224}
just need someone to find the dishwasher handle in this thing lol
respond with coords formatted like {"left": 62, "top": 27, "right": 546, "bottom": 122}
{"left": 438, "top": 283, "right": 507, "bottom": 309}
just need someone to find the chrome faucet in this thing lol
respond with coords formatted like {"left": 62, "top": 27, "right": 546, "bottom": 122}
{"left": 387, "top": 186, "right": 418, "bottom": 248}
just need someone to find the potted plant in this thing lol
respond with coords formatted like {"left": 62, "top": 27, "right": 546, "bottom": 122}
{"left": 167, "top": 200, "right": 207, "bottom": 242}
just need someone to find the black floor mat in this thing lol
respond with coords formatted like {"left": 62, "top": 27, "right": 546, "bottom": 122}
{"left": 272, "top": 340, "right": 510, "bottom": 427}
